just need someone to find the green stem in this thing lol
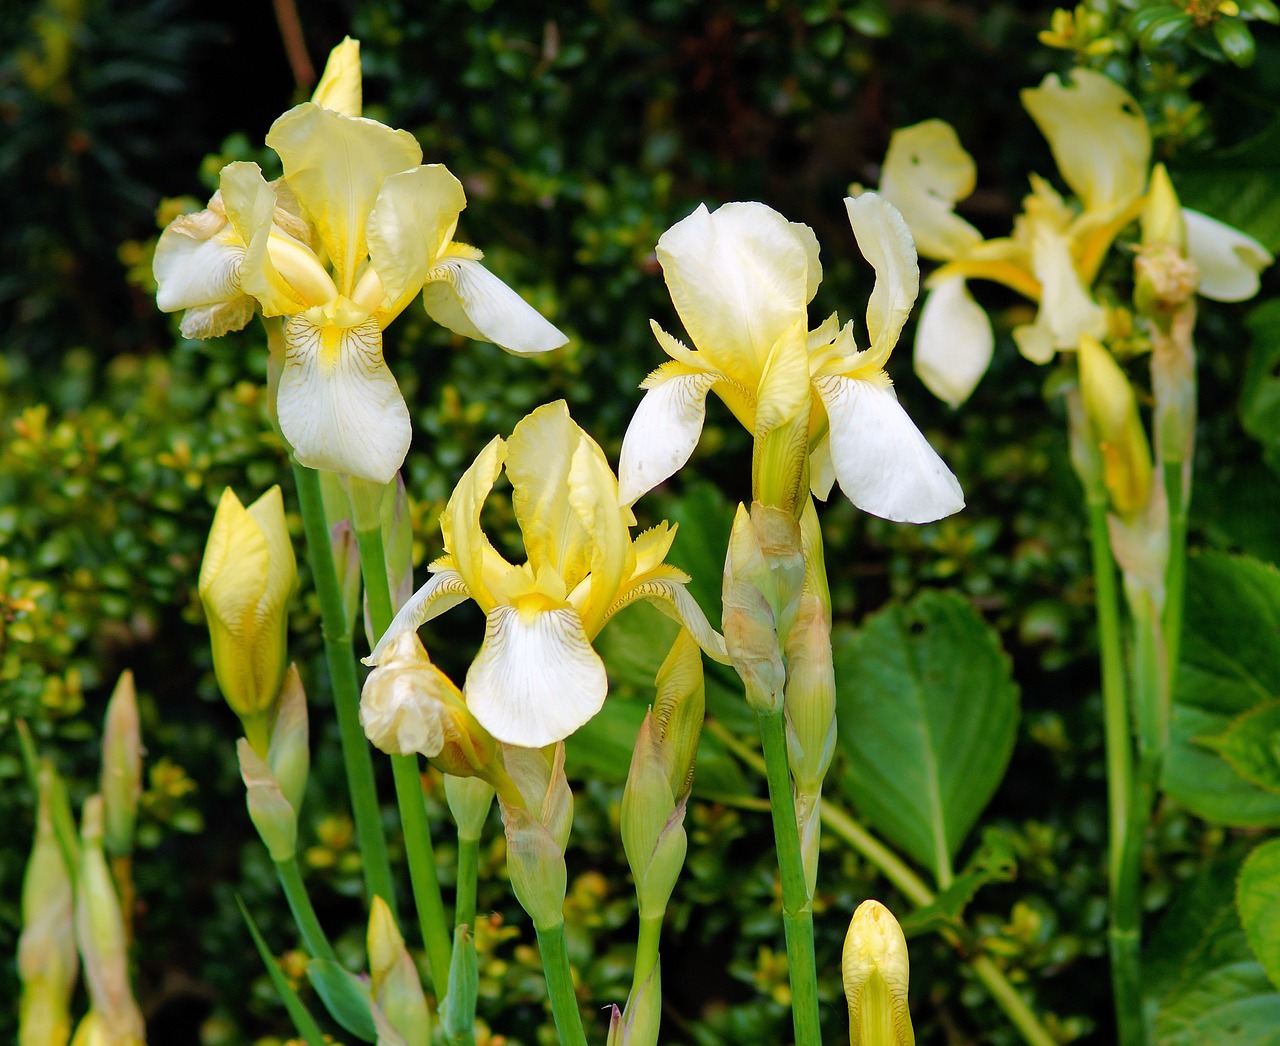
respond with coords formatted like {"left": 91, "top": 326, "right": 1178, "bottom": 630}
{"left": 291, "top": 461, "right": 396, "bottom": 911}
{"left": 969, "top": 956, "right": 1059, "bottom": 1046}
{"left": 534, "top": 922, "right": 589, "bottom": 1046}
{"left": 456, "top": 836, "right": 480, "bottom": 932}
{"left": 631, "top": 912, "right": 664, "bottom": 1003}
{"left": 757, "top": 709, "right": 821, "bottom": 1046}
{"left": 1162, "top": 461, "right": 1188, "bottom": 685}
{"left": 276, "top": 855, "right": 337, "bottom": 963}
{"left": 356, "top": 520, "right": 454, "bottom": 998}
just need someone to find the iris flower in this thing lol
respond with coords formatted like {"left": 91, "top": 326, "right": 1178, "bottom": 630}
{"left": 617, "top": 194, "right": 963, "bottom": 524}
{"left": 367, "top": 400, "right": 727, "bottom": 748}
{"left": 154, "top": 38, "right": 566, "bottom": 484}
{"left": 876, "top": 68, "right": 1272, "bottom": 407}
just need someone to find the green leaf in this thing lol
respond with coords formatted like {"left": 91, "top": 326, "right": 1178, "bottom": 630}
{"left": 1155, "top": 963, "right": 1280, "bottom": 1045}
{"left": 1174, "top": 118, "right": 1280, "bottom": 252}
{"left": 898, "top": 829, "right": 1017, "bottom": 937}
{"left": 306, "top": 958, "right": 377, "bottom": 1043}
{"left": 1201, "top": 700, "right": 1280, "bottom": 793}
{"left": 237, "top": 898, "right": 328, "bottom": 1046}
{"left": 833, "top": 590, "right": 1019, "bottom": 883}
{"left": 1238, "top": 838, "right": 1280, "bottom": 991}
{"left": 1163, "top": 553, "right": 1280, "bottom": 824}
{"left": 1243, "top": 301, "right": 1280, "bottom": 475}
{"left": 1213, "top": 17, "right": 1257, "bottom": 66}
{"left": 440, "top": 925, "right": 480, "bottom": 1043}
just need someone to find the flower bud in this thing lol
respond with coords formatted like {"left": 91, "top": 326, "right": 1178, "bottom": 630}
{"left": 445, "top": 775, "right": 496, "bottom": 843}
{"left": 237, "top": 739, "right": 297, "bottom": 862}
{"left": 498, "top": 743, "right": 573, "bottom": 930}
{"left": 19, "top": 762, "right": 77, "bottom": 1046}
{"left": 722, "top": 503, "right": 805, "bottom": 713}
{"left": 1077, "top": 336, "right": 1153, "bottom": 519}
{"left": 360, "top": 632, "right": 498, "bottom": 775}
{"left": 199, "top": 486, "right": 297, "bottom": 751}
{"left": 843, "top": 899, "right": 914, "bottom": 1046}
{"left": 368, "top": 896, "right": 431, "bottom": 1046}
{"left": 75, "top": 797, "right": 145, "bottom": 1046}
{"left": 608, "top": 962, "right": 661, "bottom": 1046}
{"left": 268, "top": 665, "right": 310, "bottom": 816}
{"left": 100, "top": 671, "right": 141, "bottom": 858}
{"left": 311, "top": 36, "right": 361, "bottom": 117}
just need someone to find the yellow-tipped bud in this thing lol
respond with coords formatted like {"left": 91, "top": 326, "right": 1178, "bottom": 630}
{"left": 368, "top": 897, "right": 431, "bottom": 1046}
{"left": 1077, "top": 336, "right": 1154, "bottom": 518}
{"left": 199, "top": 486, "right": 297, "bottom": 749}
{"left": 75, "top": 797, "right": 145, "bottom": 1046}
{"left": 1142, "top": 165, "right": 1186, "bottom": 253}
{"left": 360, "top": 632, "right": 498, "bottom": 775}
{"left": 498, "top": 743, "right": 573, "bottom": 930}
{"left": 100, "top": 671, "right": 142, "bottom": 858}
{"left": 1135, "top": 165, "right": 1198, "bottom": 319}
{"left": 310, "top": 36, "right": 362, "bottom": 117}
{"left": 237, "top": 739, "right": 297, "bottom": 862}
{"left": 843, "top": 900, "right": 914, "bottom": 1046}
{"left": 19, "top": 762, "right": 77, "bottom": 1046}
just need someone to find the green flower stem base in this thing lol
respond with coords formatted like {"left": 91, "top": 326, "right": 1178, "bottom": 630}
{"left": 757, "top": 708, "right": 822, "bottom": 1046}
{"left": 630, "top": 912, "right": 664, "bottom": 1003}
{"left": 1162, "top": 461, "right": 1188, "bottom": 682}
{"left": 534, "top": 922, "right": 589, "bottom": 1046}
{"left": 276, "top": 854, "right": 337, "bottom": 963}
{"left": 456, "top": 835, "right": 480, "bottom": 932}
{"left": 707, "top": 719, "right": 1058, "bottom": 1046}
{"left": 291, "top": 460, "right": 397, "bottom": 912}
{"left": 356, "top": 520, "right": 454, "bottom": 999}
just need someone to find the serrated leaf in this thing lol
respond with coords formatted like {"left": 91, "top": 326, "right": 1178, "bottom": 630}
{"left": 834, "top": 590, "right": 1019, "bottom": 883}
{"left": 307, "top": 958, "right": 377, "bottom": 1042}
{"left": 1238, "top": 838, "right": 1280, "bottom": 991}
{"left": 237, "top": 898, "right": 328, "bottom": 1046}
{"left": 1154, "top": 963, "right": 1280, "bottom": 1045}
{"left": 1174, "top": 118, "right": 1280, "bottom": 251}
{"left": 1166, "top": 706, "right": 1280, "bottom": 826}
{"left": 1201, "top": 700, "right": 1280, "bottom": 793}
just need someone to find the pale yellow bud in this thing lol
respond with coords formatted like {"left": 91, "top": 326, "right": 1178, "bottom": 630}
{"left": 310, "top": 36, "right": 362, "bottom": 117}
{"left": 237, "top": 740, "right": 297, "bottom": 862}
{"left": 1077, "top": 336, "right": 1153, "bottom": 518}
{"left": 367, "top": 897, "right": 431, "bottom": 1046}
{"left": 199, "top": 487, "right": 297, "bottom": 749}
{"left": 445, "top": 774, "right": 496, "bottom": 843}
{"left": 498, "top": 743, "right": 573, "bottom": 930}
{"left": 1142, "top": 165, "right": 1186, "bottom": 253}
{"left": 100, "top": 670, "right": 141, "bottom": 858}
{"left": 843, "top": 900, "right": 914, "bottom": 1046}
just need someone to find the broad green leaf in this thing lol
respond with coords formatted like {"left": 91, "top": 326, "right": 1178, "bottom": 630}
{"left": 1174, "top": 118, "right": 1280, "bottom": 252}
{"left": 898, "top": 829, "right": 1017, "bottom": 938}
{"left": 1202, "top": 700, "right": 1280, "bottom": 793}
{"left": 307, "top": 958, "right": 377, "bottom": 1042}
{"left": 1163, "top": 553, "right": 1280, "bottom": 825}
{"left": 1154, "top": 963, "right": 1280, "bottom": 1045}
{"left": 237, "top": 898, "right": 328, "bottom": 1046}
{"left": 1238, "top": 838, "right": 1280, "bottom": 991}
{"left": 1243, "top": 301, "right": 1280, "bottom": 475}
{"left": 833, "top": 590, "right": 1019, "bottom": 883}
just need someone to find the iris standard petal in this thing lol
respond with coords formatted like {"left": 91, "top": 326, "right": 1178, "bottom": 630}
{"left": 422, "top": 257, "right": 568, "bottom": 355}
{"left": 1183, "top": 208, "right": 1273, "bottom": 302}
{"left": 364, "top": 568, "right": 472, "bottom": 665}
{"left": 814, "top": 375, "right": 964, "bottom": 524}
{"left": 656, "top": 201, "right": 816, "bottom": 382}
{"left": 754, "top": 318, "right": 813, "bottom": 439}
{"left": 465, "top": 604, "right": 608, "bottom": 747}
{"left": 277, "top": 314, "right": 411, "bottom": 483}
{"left": 266, "top": 103, "right": 423, "bottom": 296}
{"left": 567, "top": 430, "right": 634, "bottom": 634}
{"left": 310, "top": 37, "right": 362, "bottom": 117}
{"left": 1030, "top": 221, "right": 1106, "bottom": 350}
{"left": 844, "top": 194, "right": 920, "bottom": 368}
{"left": 367, "top": 165, "right": 468, "bottom": 318}
{"left": 618, "top": 365, "right": 720, "bottom": 507}
{"left": 879, "top": 120, "right": 984, "bottom": 261}
{"left": 1021, "top": 69, "right": 1150, "bottom": 218}
{"left": 913, "top": 276, "right": 993, "bottom": 408}
{"left": 440, "top": 436, "right": 509, "bottom": 612}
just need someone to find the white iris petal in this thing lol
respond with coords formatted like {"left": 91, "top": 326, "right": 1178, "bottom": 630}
{"left": 914, "top": 276, "right": 993, "bottom": 408}
{"left": 365, "top": 568, "right": 472, "bottom": 665}
{"left": 423, "top": 257, "right": 567, "bottom": 356}
{"left": 617, "top": 371, "right": 719, "bottom": 506}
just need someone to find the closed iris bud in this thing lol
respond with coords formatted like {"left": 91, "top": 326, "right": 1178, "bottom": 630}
{"left": 498, "top": 743, "right": 573, "bottom": 931}
{"left": 843, "top": 900, "right": 914, "bottom": 1046}
{"left": 267, "top": 665, "right": 310, "bottom": 817}
{"left": 445, "top": 775, "right": 496, "bottom": 844}
{"left": 368, "top": 897, "right": 431, "bottom": 1046}
{"left": 199, "top": 487, "right": 297, "bottom": 753}
{"left": 1135, "top": 165, "right": 1197, "bottom": 319}
{"left": 1077, "top": 336, "right": 1153, "bottom": 519}
{"left": 237, "top": 740, "right": 297, "bottom": 863}
{"left": 310, "top": 36, "right": 361, "bottom": 117}
{"left": 100, "top": 670, "right": 141, "bottom": 859}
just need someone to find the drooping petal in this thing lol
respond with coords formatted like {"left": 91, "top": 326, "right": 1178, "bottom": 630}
{"left": 656, "top": 202, "right": 817, "bottom": 383}
{"left": 913, "top": 277, "right": 993, "bottom": 408}
{"left": 367, "top": 165, "right": 468, "bottom": 319}
{"left": 266, "top": 103, "right": 423, "bottom": 296}
{"left": 153, "top": 214, "right": 245, "bottom": 315}
{"left": 606, "top": 572, "right": 730, "bottom": 664}
{"left": 1030, "top": 220, "right": 1106, "bottom": 350}
{"left": 365, "top": 568, "right": 472, "bottom": 665}
{"left": 814, "top": 375, "right": 964, "bottom": 524}
{"left": 440, "top": 436, "right": 510, "bottom": 612}
{"left": 844, "top": 194, "right": 920, "bottom": 369}
{"left": 465, "top": 605, "right": 608, "bottom": 746}
{"left": 178, "top": 298, "right": 256, "bottom": 339}
{"left": 277, "top": 314, "right": 411, "bottom": 483}
{"left": 422, "top": 256, "right": 567, "bottom": 355}
{"left": 311, "top": 37, "right": 362, "bottom": 117}
{"left": 878, "top": 120, "right": 984, "bottom": 261}
{"left": 1021, "top": 69, "right": 1150, "bottom": 218}
{"left": 1183, "top": 208, "right": 1273, "bottom": 302}
{"left": 618, "top": 363, "right": 720, "bottom": 507}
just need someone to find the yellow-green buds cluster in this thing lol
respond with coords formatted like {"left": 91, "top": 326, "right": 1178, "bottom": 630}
{"left": 99, "top": 671, "right": 141, "bottom": 859}
{"left": 621, "top": 630, "right": 704, "bottom": 922}
{"left": 498, "top": 743, "right": 573, "bottom": 931}
{"left": 19, "top": 762, "right": 78, "bottom": 1046}
{"left": 237, "top": 666, "right": 310, "bottom": 863}
{"left": 722, "top": 502, "right": 806, "bottom": 714}
{"left": 360, "top": 631, "right": 498, "bottom": 778}
{"left": 199, "top": 486, "right": 297, "bottom": 751}
{"left": 368, "top": 897, "right": 432, "bottom": 1046}
{"left": 843, "top": 900, "right": 914, "bottom": 1046}
{"left": 74, "top": 797, "right": 145, "bottom": 1046}
{"left": 1077, "top": 336, "right": 1154, "bottom": 520}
